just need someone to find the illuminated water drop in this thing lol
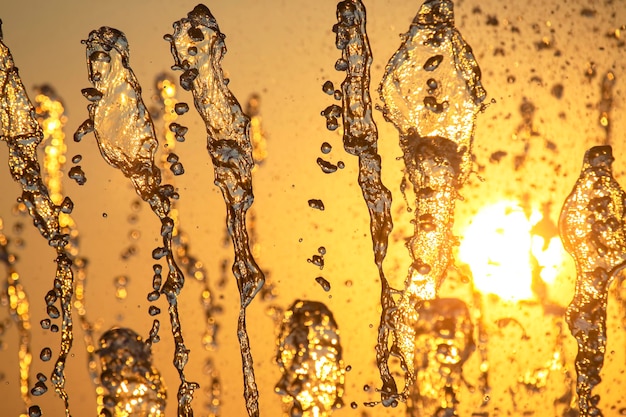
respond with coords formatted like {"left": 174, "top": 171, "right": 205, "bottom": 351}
{"left": 31, "top": 381, "right": 48, "bottom": 396}
{"left": 321, "top": 142, "right": 332, "bottom": 154}
{"left": 40, "top": 347, "right": 52, "bottom": 362}
{"left": 559, "top": 145, "right": 626, "bottom": 417}
{"left": 28, "top": 405, "right": 42, "bottom": 417}
{"left": 174, "top": 102, "right": 189, "bottom": 115}
{"left": 276, "top": 300, "right": 345, "bottom": 416}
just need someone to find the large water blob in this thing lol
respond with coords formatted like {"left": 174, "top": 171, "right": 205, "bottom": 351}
{"left": 331, "top": 0, "right": 396, "bottom": 404}
{"left": 275, "top": 300, "right": 345, "bottom": 417}
{"left": 76, "top": 26, "right": 198, "bottom": 416}
{"left": 406, "top": 298, "right": 475, "bottom": 417}
{"left": 0, "top": 22, "right": 76, "bottom": 416}
{"left": 165, "top": 5, "right": 265, "bottom": 416}
{"left": 96, "top": 327, "right": 166, "bottom": 417}
{"left": 559, "top": 145, "right": 626, "bottom": 417}
{"left": 378, "top": 0, "right": 486, "bottom": 400}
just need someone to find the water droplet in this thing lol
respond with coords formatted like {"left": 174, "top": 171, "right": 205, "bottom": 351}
{"left": 68, "top": 166, "right": 87, "bottom": 185}
{"left": 50, "top": 324, "right": 59, "bottom": 333}
{"left": 317, "top": 157, "right": 338, "bottom": 173}
{"left": 351, "top": 402, "right": 358, "bottom": 409}
{"left": 315, "top": 276, "right": 331, "bottom": 291}
{"left": 346, "top": 365, "right": 352, "bottom": 372}
{"left": 423, "top": 55, "right": 444, "bottom": 71}
{"left": 321, "top": 142, "right": 332, "bottom": 154}
{"left": 337, "top": 161, "right": 345, "bottom": 169}
{"left": 335, "top": 58, "right": 348, "bottom": 71}
{"left": 30, "top": 381, "right": 48, "bottom": 396}
{"left": 40, "top": 347, "right": 52, "bottom": 361}
{"left": 308, "top": 199, "right": 325, "bottom": 211}
{"left": 175, "top": 102, "right": 189, "bottom": 115}
{"left": 45, "top": 289, "right": 58, "bottom": 306}
{"left": 426, "top": 78, "right": 438, "bottom": 89}
{"left": 28, "top": 405, "right": 42, "bottom": 417}
{"left": 40, "top": 319, "right": 51, "bottom": 329}
{"left": 71, "top": 154, "right": 82, "bottom": 163}
{"left": 318, "top": 246, "right": 326, "bottom": 255}
{"left": 149, "top": 306, "right": 161, "bottom": 316}
{"left": 334, "top": 90, "right": 342, "bottom": 100}
{"left": 36, "top": 372, "right": 47, "bottom": 382}
{"left": 180, "top": 68, "right": 199, "bottom": 91}
{"left": 423, "top": 96, "right": 448, "bottom": 113}
{"left": 363, "top": 384, "right": 370, "bottom": 391}
{"left": 307, "top": 254, "right": 325, "bottom": 269}
{"left": 81, "top": 88, "right": 103, "bottom": 102}
{"left": 47, "top": 305, "right": 60, "bottom": 319}
{"left": 59, "top": 197, "right": 74, "bottom": 214}
{"left": 152, "top": 247, "right": 168, "bottom": 260}
{"left": 170, "top": 162, "right": 185, "bottom": 176}
{"left": 322, "top": 80, "right": 334, "bottom": 95}
{"left": 147, "top": 290, "right": 161, "bottom": 302}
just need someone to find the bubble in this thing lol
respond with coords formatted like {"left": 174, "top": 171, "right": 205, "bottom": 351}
{"left": 318, "top": 246, "right": 326, "bottom": 255}
{"left": 423, "top": 55, "right": 444, "bottom": 71}
{"left": 351, "top": 402, "right": 358, "bottom": 409}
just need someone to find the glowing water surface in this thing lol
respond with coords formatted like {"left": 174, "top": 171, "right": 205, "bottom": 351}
{"left": 559, "top": 145, "right": 626, "bottom": 417}
{"left": 77, "top": 26, "right": 198, "bottom": 416}
{"left": 166, "top": 5, "right": 265, "bottom": 416}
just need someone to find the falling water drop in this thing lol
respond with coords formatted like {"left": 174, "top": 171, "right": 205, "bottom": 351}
{"left": 323, "top": 80, "right": 335, "bottom": 95}
{"left": 68, "top": 166, "right": 87, "bottom": 185}
{"left": 40, "top": 347, "right": 52, "bottom": 362}
{"left": 315, "top": 276, "right": 331, "bottom": 292}
{"left": 308, "top": 199, "right": 325, "bottom": 211}
{"left": 28, "top": 405, "right": 42, "bottom": 417}
{"left": 321, "top": 142, "right": 332, "bottom": 154}
{"left": 175, "top": 102, "right": 190, "bottom": 115}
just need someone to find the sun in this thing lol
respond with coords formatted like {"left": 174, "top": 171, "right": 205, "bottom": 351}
{"left": 457, "top": 201, "right": 565, "bottom": 301}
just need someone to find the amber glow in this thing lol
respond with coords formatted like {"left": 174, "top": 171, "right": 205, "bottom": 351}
{"left": 458, "top": 201, "right": 566, "bottom": 301}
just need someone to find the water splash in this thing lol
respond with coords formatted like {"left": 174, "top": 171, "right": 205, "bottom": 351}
{"left": 165, "top": 5, "right": 265, "bottom": 415}
{"left": 0, "top": 218, "right": 32, "bottom": 414}
{"left": 331, "top": 0, "right": 396, "bottom": 404}
{"left": 77, "top": 26, "right": 198, "bottom": 416}
{"left": 406, "top": 298, "right": 474, "bottom": 417}
{"left": 559, "top": 145, "right": 626, "bottom": 417}
{"left": 378, "top": 0, "right": 486, "bottom": 399}
{"left": 0, "top": 23, "right": 75, "bottom": 415}
{"left": 96, "top": 328, "right": 166, "bottom": 417}
{"left": 276, "top": 300, "right": 345, "bottom": 417}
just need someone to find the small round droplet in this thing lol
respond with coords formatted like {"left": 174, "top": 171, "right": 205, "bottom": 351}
{"left": 170, "top": 162, "right": 185, "bottom": 176}
{"left": 50, "top": 324, "right": 59, "bottom": 333}
{"left": 321, "top": 142, "right": 332, "bottom": 154}
{"left": 346, "top": 365, "right": 352, "bottom": 372}
{"left": 351, "top": 402, "right": 358, "bottom": 409}
{"left": 426, "top": 78, "right": 438, "bottom": 89}
{"left": 102, "top": 212, "right": 108, "bottom": 218}
{"left": 46, "top": 305, "right": 60, "bottom": 319}
{"left": 322, "top": 80, "right": 334, "bottom": 95}
{"left": 28, "top": 405, "right": 42, "bottom": 417}
{"left": 363, "top": 384, "right": 370, "bottom": 391}
{"left": 71, "top": 154, "right": 82, "bottom": 163}
{"left": 40, "top": 347, "right": 52, "bottom": 361}
{"left": 318, "top": 246, "right": 326, "bottom": 255}
{"left": 337, "top": 161, "right": 345, "bottom": 169}
{"left": 175, "top": 102, "right": 189, "bottom": 115}
{"left": 36, "top": 372, "right": 47, "bottom": 382}
{"left": 147, "top": 290, "right": 161, "bottom": 302}
{"left": 149, "top": 306, "right": 161, "bottom": 316}
{"left": 335, "top": 58, "right": 348, "bottom": 71}
{"left": 40, "top": 319, "right": 51, "bottom": 329}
